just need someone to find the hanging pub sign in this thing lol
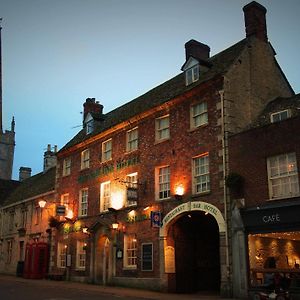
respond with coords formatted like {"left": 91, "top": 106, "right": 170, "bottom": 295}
{"left": 151, "top": 211, "right": 162, "bottom": 228}
{"left": 56, "top": 205, "right": 66, "bottom": 216}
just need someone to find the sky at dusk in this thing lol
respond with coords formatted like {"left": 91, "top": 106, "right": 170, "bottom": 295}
{"left": 0, "top": 0, "right": 299, "bottom": 180}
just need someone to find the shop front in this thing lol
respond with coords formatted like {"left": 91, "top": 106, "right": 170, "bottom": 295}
{"left": 241, "top": 200, "right": 300, "bottom": 297}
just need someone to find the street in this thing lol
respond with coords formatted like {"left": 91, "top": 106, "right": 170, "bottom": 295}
{"left": 0, "top": 276, "right": 141, "bottom": 300}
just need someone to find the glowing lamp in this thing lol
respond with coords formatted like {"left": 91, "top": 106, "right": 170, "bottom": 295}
{"left": 175, "top": 185, "right": 184, "bottom": 196}
{"left": 112, "top": 222, "right": 119, "bottom": 230}
{"left": 38, "top": 200, "right": 47, "bottom": 208}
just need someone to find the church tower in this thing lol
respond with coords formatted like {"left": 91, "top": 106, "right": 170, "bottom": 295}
{"left": 0, "top": 20, "right": 16, "bottom": 180}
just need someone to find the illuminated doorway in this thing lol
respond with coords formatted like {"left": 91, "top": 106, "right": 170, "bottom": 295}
{"left": 171, "top": 211, "right": 220, "bottom": 293}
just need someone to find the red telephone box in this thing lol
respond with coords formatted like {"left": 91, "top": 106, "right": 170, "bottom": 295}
{"left": 23, "top": 242, "right": 49, "bottom": 279}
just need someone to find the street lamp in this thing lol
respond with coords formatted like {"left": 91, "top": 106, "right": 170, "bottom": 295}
{"left": 38, "top": 199, "right": 47, "bottom": 208}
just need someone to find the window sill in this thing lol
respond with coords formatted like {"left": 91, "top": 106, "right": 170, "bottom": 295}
{"left": 267, "top": 194, "right": 300, "bottom": 201}
{"left": 188, "top": 123, "right": 208, "bottom": 133}
{"left": 191, "top": 191, "right": 211, "bottom": 198}
{"left": 123, "top": 266, "right": 137, "bottom": 271}
{"left": 101, "top": 158, "right": 113, "bottom": 164}
{"left": 154, "top": 138, "right": 170, "bottom": 145}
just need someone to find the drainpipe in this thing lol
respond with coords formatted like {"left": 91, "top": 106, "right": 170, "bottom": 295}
{"left": 219, "top": 88, "right": 231, "bottom": 293}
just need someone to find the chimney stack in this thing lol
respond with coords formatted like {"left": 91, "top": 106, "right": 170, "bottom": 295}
{"left": 185, "top": 39, "right": 210, "bottom": 61}
{"left": 43, "top": 144, "right": 57, "bottom": 172}
{"left": 19, "top": 167, "right": 31, "bottom": 182}
{"left": 243, "top": 1, "right": 268, "bottom": 42}
{"left": 83, "top": 98, "right": 103, "bottom": 122}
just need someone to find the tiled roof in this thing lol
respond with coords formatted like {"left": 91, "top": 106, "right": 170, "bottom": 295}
{"left": 1, "top": 167, "right": 56, "bottom": 207}
{"left": 60, "top": 38, "right": 248, "bottom": 152}
{"left": 0, "top": 179, "right": 20, "bottom": 204}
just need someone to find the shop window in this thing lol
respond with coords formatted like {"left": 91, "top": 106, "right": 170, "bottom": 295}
{"left": 124, "top": 234, "right": 137, "bottom": 269}
{"left": 192, "top": 153, "right": 210, "bottom": 194}
{"left": 248, "top": 232, "right": 300, "bottom": 288}
{"left": 126, "top": 127, "right": 138, "bottom": 152}
{"left": 57, "top": 242, "right": 67, "bottom": 268}
{"left": 190, "top": 102, "right": 208, "bottom": 129}
{"left": 267, "top": 152, "right": 299, "bottom": 199}
{"left": 155, "top": 166, "right": 170, "bottom": 200}
{"left": 76, "top": 241, "right": 86, "bottom": 270}
{"left": 102, "top": 139, "right": 112, "bottom": 162}
{"left": 62, "top": 157, "right": 71, "bottom": 176}
{"left": 155, "top": 115, "right": 170, "bottom": 142}
{"left": 79, "top": 189, "right": 88, "bottom": 217}
{"left": 100, "top": 181, "right": 111, "bottom": 212}
{"left": 81, "top": 149, "right": 90, "bottom": 170}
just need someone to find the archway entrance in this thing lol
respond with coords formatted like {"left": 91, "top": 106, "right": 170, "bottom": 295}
{"left": 170, "top": 211, "right": 220, "bottom": 293}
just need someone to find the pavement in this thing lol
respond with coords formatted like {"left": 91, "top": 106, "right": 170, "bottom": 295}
{"left": 0, "top": 274, "right": 233, "bottom": 300}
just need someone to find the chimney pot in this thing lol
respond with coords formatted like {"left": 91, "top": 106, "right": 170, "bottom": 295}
{"left": 83, "top": 98, "right": 104, "bottom": 122}
{"left": 185, "top": 39, "right": 210, "bottom": 61}
{"left": 19, "top": 167, "right": 32, "bottom": 182}
{"left": 243, "top": 1, "right": 268, "bottom": 42}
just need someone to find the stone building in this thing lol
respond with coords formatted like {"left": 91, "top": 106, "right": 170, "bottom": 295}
{"left": 0, "top": 23, "right": 15, "bottom": 180}
{"left": 0, "top": 146, "right": 57, "bottom": 278}
{"left": 229, "top": 93, "right": 300, "bottom": 297}
{"left": 48, "top": 1, "right": 294, "bottom": 297}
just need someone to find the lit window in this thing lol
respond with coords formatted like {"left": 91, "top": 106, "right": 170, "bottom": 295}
{"left": 156, "top": 166, "right": 170, "bottom": 200}
{"left": 193, "top": 154, "right": 210, "bottom": 194}
{"left": 102, "top": 139, "right": 112, "bottom": 162}
{"left": 156, "top": 115, "right": 170, "bottom": 142}
{"left": 62, "top": 157, "right": 71, "bottom": 176}
{"left": 127, "top": 127, "right": 138, "bottom": 152}
{"left": 100, "top": 181, "right": 111, "bottom": 212}
{"left": 270, "top": 110, "right": 290, "bottom": 123}
{"left": 79, "top": 189, "right": 88, "bottom": 217}
{"left": 191, "top": 102, "right": 208, "bottom": 128}
{"left": 57, "top": 242, "right": 67, "bottom": 268}
{"left": 267, "top": 152, "right": 299, "bottom": 199}
{"left": 81, "top": 149, "right": 90, "bottom": 170}
{"left": 126, "top": 172, "right": 138, "bottom": 207}
{"left": 124, "top": 234, "right": 137, "bottom": 269}
{"left": 186, "top": 64, "right": 199, "bottom": 85}
{"left": 76, "top": 241, "right": 86, "bottom": 270}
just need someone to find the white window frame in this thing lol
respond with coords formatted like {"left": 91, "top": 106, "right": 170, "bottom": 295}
{"left": 123, "top": 234, "right": 137, "bottom": 269}
{"left": 156, "top": 166, "right": 171, "bottom": 200}
{"left": 186, "top": 64, "right": 199, "bottom": 85}
{"left": 100, "top": 181, "right": 111, "bottom": 212}
{"left": 126, "top": 172, "right": 138, "bottom": 207}
{"left": 86, "top": 119, "right": 94, "bottom": 134}
{"left": 267, "top": 152, "right": 299, "bottom": 200}
{"left": 81, "top": 149, "right": 90, "bottom": 170}
{"left": 76, "top": 241, "right": 86, "bottom": 270}
{"left": 190, "top": 102, "right": 208, "bottom": 129}
{"left": 270, "top": 109, "right": 290, "bottom": 123}
{"left": 7, "top": 240, "right": 13, "bottom": 264}
{"left": 57, "top": 242, "right": 67, "bottom": 268}
{"left": 102, "top": 139, "right": 112, "bottom": 162}
{"left": 126, "top": 127, "right": 138, "bottom": 152}
{"left": 79, "top": 189, "right": 88, "bottom": 217}
{"left": 155, "top": 115, "right": 170, "bottom": 142}
{"left": 192, "top": 153, "right": 210, "bottom": 194}
{"left": 62, "top": 157, "right": 71, "bottom": 176}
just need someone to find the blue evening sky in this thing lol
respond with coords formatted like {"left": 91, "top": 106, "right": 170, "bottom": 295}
{"left": 0, "top": 0, "right": 299, "bottom": 180}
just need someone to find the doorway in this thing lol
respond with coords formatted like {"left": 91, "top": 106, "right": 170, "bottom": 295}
{"left": 172, "top": 211, "right": 220, "bottom": 293}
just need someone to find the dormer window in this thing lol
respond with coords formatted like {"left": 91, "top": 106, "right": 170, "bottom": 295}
{"left": 270, "top": 109, "right": 290, "bottom": 123}
{"left": 84, "top": 113, "right": 94, "bottom": 135}
{"left": 86, "top": 119, "right": 94, "bottom": 134}
{"left": 186, "top": 64, "right": 199, "bottom": 85}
